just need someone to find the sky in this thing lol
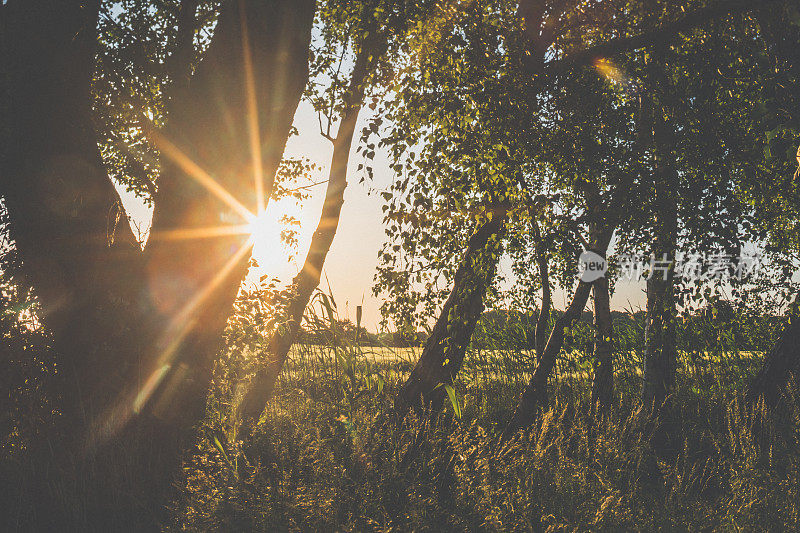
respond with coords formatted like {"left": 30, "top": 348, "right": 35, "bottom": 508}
{"left": 118, "top": 100, "right": 648, "bottom": 331}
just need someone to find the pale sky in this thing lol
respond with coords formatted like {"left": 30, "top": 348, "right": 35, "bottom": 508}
{"left": 277, "top": 102, "right": 648, "bottom": 328}
{"left": 118, "top": 100, "right": 647, "bottom": 331}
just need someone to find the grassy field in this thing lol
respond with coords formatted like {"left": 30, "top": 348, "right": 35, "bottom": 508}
{"left": 171, "top": 340, "right": 799, "bottom": 531}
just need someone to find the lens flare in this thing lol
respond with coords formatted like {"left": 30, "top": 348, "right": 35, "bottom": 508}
{"left": 593, "top": 57, "right": 626, "bottom": 84}
{"left": 248, "top": 199, "right": 303, "bottom": 272}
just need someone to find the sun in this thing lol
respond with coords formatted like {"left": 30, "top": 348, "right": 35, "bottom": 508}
{"left": 247, "top": 198, "right": 303, "bottom": 273}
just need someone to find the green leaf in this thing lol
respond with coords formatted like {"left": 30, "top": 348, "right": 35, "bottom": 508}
{"left": 444, "top": 384, "right": 462, "bottom": 419}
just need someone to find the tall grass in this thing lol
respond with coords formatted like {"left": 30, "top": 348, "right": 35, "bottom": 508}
{"left": 1, "top": 275, "right": 792, "bottom": 530}
{"left": 174, "top": 293, "right": 799, "bottom": 531}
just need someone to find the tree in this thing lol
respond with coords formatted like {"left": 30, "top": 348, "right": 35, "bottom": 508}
{"left": 1, "top": 0, "right": 314, "bottom": 527}
{"left": 380, "top": 0, "right": 771, "bottom": 424}
{"left": 501, "top": 1, "right": 792, "bottom": 438}
{"left": 640, "top": 58, "right": 679, "bottom": 413}
{"left": 744, "top": 2, "right": 800, "bottom": 406}
{"left": 237, "top": 0, "right": 432, "bottom": 424}
{"left": 503, "top": 181, "right": 631, "bottom": 439}
{"left": 374, "top": 0, "right": 572, "bottom": 418}
{"left": 395, "top": 210, "right": 507, "bottom": 413}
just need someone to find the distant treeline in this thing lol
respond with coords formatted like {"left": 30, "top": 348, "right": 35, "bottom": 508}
{"left": 471, "top": 302, "right": 784, "bottom": 357}
{"left": 296, "top": 319, "right": 429, "bottom": 348}
{"left": 297, "top": 301, "right": 784, "bottom": 353}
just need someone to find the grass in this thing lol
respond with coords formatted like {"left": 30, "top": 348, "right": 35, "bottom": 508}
{"left": 171, "top": 300, "right": 799, "bottom": 531}
{"left": 2, "top": 289, "right": 795, "bottom": 531}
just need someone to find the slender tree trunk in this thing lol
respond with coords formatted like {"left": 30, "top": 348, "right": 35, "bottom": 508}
{"left": 640, "top": 92, "right": 678, "bottom": 413}
{"left": 238, "top": 102, "right": 362, "bottom": 422}
{"left": 503, "top": 222, "right": 614, "bottom": 440}
{"left": 503, "top": 280, "right": 594, "bottom": 440}
{"left": 394, "top": 212, "right": 507, "bottom": 415}
{"left": 238, "top": 30, "right": 389, "bottom": 424}
{"left": 533, "top": 222, "right": 551, "bottom": 360}
{"left": 591, "top": 275, "right": 613, "bottom": 412}
{"left": 2, "top": 1, "right": 314, "bottom": 528}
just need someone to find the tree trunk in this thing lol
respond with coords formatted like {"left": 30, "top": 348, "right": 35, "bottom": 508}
{"left": 591, "top": 275, "right": 614, "bottom": 412}
{"left": 502, "top": 226, "right": 614, "bottom": 440}
{"left": 2, "top": 1, "right": 314, "bottom": 528}
{"left": 237, "top": 102, "right": 362, "bottom": 423}
{"left": 746, "top": 304, "right": 800, "bottom": 407}
{"left": 641, "top": 255, "right": 677, "bottom": 411}
{"left": 394, "top": 212, "right": 507, "bottom": 415}
{"left": 2, "top": 0, "right": 145, "bottom": 437}
{"left": 640, "top": 89, "right": 678, "bottom": 414}
{"left": 533, "top": 222, "right": 551, "bottom": 360}
{"left": 237, "top": 29, "right": 389, "bottom": 424}
{"left": 503, "top": 280, "right": 592, "bottom": 440}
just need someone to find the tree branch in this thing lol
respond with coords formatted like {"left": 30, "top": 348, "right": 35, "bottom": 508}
{"left": 543, "top": 0, "right": 782, "bottom": 71}
{"left": 166, "top": 0, "right": 199, "bottom": 102}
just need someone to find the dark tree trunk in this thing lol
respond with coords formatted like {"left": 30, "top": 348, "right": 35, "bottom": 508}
{"left": 591, "top": 275, "right": 614, "bottom": 412}
{"left": 533, "top": 222, "right": 551, "bottom": 360}
{"left": 238, "top": 30, "right": 389, "bottom": 424}
{"left": 641, "top": 255, "right": 677, "bottom": 411}
{"left": 1, "top": 1, "right": 314, "bottom": 528}
{"left": 746, "top": 305, "right": 800, "bottom": 407}
{"left": 640, "top": 81, "right": 678, "bottom": 414}
{"left": 394, "top": 212, "right": 507, "bottom": 415}
{"left": 3, "top": 0, "right": 144, "bottom": 431}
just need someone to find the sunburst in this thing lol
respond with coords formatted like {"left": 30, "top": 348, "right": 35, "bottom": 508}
{"left": 248, "top": 198, "right": 303, "bottom": 272}
{"left": 93, "top": 15, "right": 303, "bottom": 448}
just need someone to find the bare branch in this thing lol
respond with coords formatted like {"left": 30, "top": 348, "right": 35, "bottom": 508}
{"left": 318, "top": 111, "right": 335, "bottom": 143}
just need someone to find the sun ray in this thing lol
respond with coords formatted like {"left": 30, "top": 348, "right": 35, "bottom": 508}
{"left": 240, "top": 2, "right": 266, "bottom": 215}
{"left": 149, "top": 129, "right": 256, "bottom": 223}
{"left": 153, "top": 237, "right": 255, "bottom": 371}
{"left": 139, "top": 238, "right": 256, "bottom": 414}
{"left": 149, "top": 224, "right": 252, "bottom": 242}
{"left": 90, "top": 238, "right": 255, "bottom": 449}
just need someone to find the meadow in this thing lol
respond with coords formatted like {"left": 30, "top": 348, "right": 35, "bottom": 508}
{"left": 168, "top": 308, "right": 798, "bottom": 531}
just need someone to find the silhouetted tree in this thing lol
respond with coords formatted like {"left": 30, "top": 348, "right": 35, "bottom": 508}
{"left": 1, "top": 0, "right": 313, "bottom": 527}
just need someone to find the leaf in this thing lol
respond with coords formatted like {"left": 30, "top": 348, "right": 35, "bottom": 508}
{"left": 444, "top": 384, "right": 462, "bottom": 419}
{"left": 208, "top": 432, "right": 229, "bottom": 464}
{"left": 319, "top": 293, "right": 337, "bottom": 330}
